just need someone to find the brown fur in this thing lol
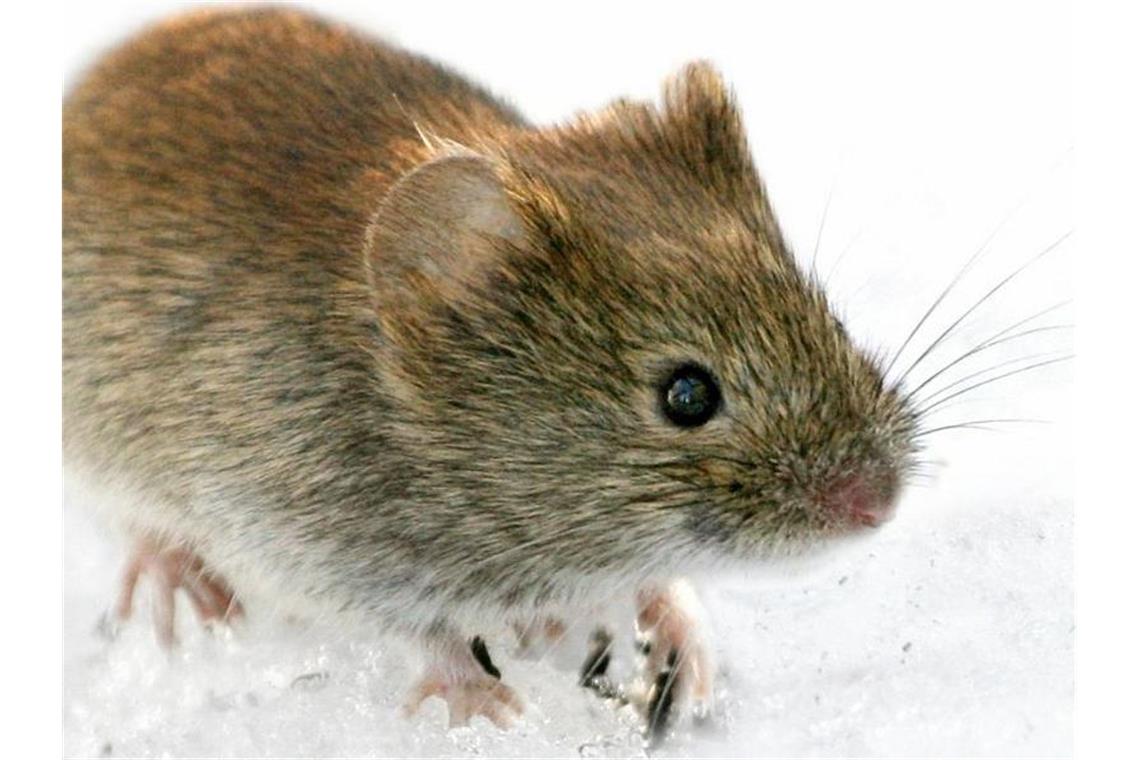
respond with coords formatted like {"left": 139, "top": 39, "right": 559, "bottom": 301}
{"left": 64, "top": 7, "right": 917, "bottom": 631}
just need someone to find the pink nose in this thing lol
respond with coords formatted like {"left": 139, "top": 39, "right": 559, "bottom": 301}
{"left": 823, "top": 474, "right": 897, "bottom": 528}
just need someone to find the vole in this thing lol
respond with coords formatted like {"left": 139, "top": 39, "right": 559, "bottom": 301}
{"left": 63, "top": 6, "right": 918, "bottom": 736}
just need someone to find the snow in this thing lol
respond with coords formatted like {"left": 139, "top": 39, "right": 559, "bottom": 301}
{"left": 64, "top": 472, "right": 1074, "bottom": 757}
{"left": 64, "top": 2, "right": 1073, "bottom": 757}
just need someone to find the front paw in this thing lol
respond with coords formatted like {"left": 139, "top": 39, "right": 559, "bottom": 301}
{"left": 636, "top": 580, "right": 715, "bottom": 744}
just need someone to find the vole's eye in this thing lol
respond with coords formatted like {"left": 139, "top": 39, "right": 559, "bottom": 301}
{"left": 661, "top": 363, "right": 721, "bottom": 428}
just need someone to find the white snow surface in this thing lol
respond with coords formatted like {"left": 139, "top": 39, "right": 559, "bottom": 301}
{"left": 65, "top": 486, "right": 1073, "bottom": 758}
{"left": 64, "top": 2, "right": 1073, "bottom": 757}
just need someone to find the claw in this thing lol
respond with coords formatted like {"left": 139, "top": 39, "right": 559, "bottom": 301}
{"left": 645, "top": 648, "right": 681, "bottom": 748}
{"left": 578, "top": 627, "right": 614, "bottom": 692}
{"left": 470, "top": 635, "right": 502, "bottom": 679}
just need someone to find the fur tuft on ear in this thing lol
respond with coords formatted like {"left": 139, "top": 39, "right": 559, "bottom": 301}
{"left": 364, "top": 153, "right": 524, "bottom": 321}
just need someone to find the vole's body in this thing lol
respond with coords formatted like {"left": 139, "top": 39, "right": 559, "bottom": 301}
{"left": 65, "top": 7, "right": 917, "bottom": 727}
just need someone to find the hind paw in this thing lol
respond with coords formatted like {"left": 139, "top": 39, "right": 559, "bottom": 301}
{"left": 114, "top": 535, "right": 242, "bottom": 647}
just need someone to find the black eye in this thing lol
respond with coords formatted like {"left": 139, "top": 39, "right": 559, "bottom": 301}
{"left": 661, "top": 363, "right": 721, "bottom": 428}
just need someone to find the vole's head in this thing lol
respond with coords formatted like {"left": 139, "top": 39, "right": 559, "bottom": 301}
{"left": 366, "top": 63, "right": 918, "bottom": 594}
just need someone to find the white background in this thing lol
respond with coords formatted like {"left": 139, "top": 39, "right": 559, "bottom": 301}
{"left": 17, "top": 0, "right": 1130, "bottom": 756}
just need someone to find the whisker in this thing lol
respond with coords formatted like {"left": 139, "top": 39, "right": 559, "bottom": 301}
{"left": 881, "top": 148, "right": 1071, "bottom": 383}
{"left": 904, "top": 307, "right": 1072, "bottom": 402}
{"left": 822, "top": 227, "right": 864, "bottom": 290}
{"left": 915, "top": 418, "right": 1050, "bottom": 438}
{"left": 809, "top": 176, "right": 838, "bottom": 280}
{"left": 895, "top": 230, "right": 1072, "bottom": 386}
{"left": 913, "top": 394, "right": 1019, "bottom": 418}
{"left": 912, "top": 350, "right": 1071, "bottom": 409}
{"left": 917, "top": 354, "right": 1074, "bottom": 416}
{"left": 970, "top": 298, "right": 1071, "bottom": 345}
{"left": 882, "top": 198, "right": 1032, "bottom": 380}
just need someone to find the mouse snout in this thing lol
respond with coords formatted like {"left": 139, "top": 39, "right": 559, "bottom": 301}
{"left": 819, "top": 471, "right": 899, "bottom": 529}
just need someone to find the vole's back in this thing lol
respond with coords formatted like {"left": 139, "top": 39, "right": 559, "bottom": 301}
{"left": 63, "top": 8, "right": 522, "bottom": 601}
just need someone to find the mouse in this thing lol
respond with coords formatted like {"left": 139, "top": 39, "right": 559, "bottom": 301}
{"left": 63, "top": 6, "right": 919, "bottom": 738}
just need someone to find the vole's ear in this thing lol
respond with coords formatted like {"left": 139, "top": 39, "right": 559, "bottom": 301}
{"left": 660, "top": 61, "right": 762, "bottom": 203}
{"left": 365, "top": 153, "right": 524, "bottom": 318}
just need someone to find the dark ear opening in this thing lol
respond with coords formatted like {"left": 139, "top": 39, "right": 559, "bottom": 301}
{"left": 365, "top": 152, "right": 524, "bottom": 319}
